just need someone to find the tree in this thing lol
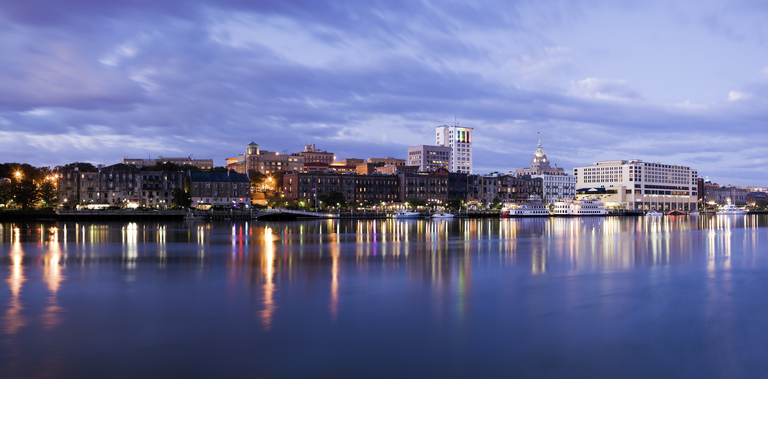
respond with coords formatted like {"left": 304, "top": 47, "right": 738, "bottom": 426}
{"left": 142, "top": 162, "right": 198, "bottom": 173}
{"left": 171, "top": 188, "right": 192, "bottom": 208}
{"left": 13, "top": 179, "right": 40, "bottom": 210}
{"left": 319, "top": 191, "right": 346, "bottom": 208}
{"left": 0, "top": 181, "right": 12, "bottom": 206}
{"left": 38, "top": 181, "right": 57, "bottom": 207}
{"left": 210, "top": 166, "right": 229, "bottom": 173}
{"left": 445, "top": 199, "right": 463, "bottom": 210}
{"left": 61, "top": 162, "right": 97, "bottom": 172}
{"left": 405, "top": 197, "right": 427, "bottom": 208}
{"left": 491, "top": 196, "right": 501, "bottom": 209}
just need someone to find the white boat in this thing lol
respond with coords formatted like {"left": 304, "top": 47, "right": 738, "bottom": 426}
{"left": 551, "top": 198, "right": 606, "bottom": 216}
{"left": 391, "top": 210, "right": 421, "bottom": 219}
{"left": 688, "top": 211, "right": 700, "bottom": 216}
{"left": 431, "top": 212, "right": 454, "bottom": 219}
{"left": 646, "top": 209, "right": 663, "bottom": 216}
{"left": 501, "top": 195, "right": 550, "bottom": 217}
{"left": 717, "top": 204, "right": 747, "bottom": 215}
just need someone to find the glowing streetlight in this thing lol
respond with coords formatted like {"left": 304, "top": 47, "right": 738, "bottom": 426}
{"left": 14, "top": 171, "right": 22, "bottom": 180}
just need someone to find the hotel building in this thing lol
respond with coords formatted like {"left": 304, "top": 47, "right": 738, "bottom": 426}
{"left": 436, "top": 125, "right": 473, "bottom": 174}
{"left": 573, "top": 160, "right": 699, "bottom": 211}
{"left": 406, "top": 145, "right": 452, "bottom": 171}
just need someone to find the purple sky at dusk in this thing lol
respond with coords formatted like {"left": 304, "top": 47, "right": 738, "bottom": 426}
{"left": 1, "top": 0, "right": 767, "bottom": 184}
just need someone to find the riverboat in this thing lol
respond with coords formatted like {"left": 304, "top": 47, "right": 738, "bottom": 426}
{"left": 501, "top": 195, "right": 550, "bottom": 217}
{"left": 391, "top": 210, "right": 421, "bottom": 219}
{"left": 552, "top": 198, "right": 606, "bottom": 216}
{"left": 717, "top": 204, "right": 747, "bottom": 215}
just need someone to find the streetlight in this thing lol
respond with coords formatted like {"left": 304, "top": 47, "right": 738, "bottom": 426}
{"left": 14, "top": 171, "right": 21, "bottom": 180}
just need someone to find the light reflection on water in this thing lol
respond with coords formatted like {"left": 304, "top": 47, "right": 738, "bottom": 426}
{"left": 1, "top": 215, "right": 768, "bottom": 378}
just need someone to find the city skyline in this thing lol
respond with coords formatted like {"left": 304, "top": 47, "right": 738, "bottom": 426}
{"left": 1, "top": 1, "right": 767, "bottom": 184}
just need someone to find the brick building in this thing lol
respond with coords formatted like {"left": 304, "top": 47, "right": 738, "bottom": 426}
{"left": 188, "top": 171, "right": 252, "bottom": 209}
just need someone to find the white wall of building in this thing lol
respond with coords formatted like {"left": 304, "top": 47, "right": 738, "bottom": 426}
{"left": 532, "top": 174, "right": 577, "bottom": 203}
{"left": 573, "top": 159, "right": 699, "bottom": 210}
{"left": 435, "top": 125, "right": 473, "bottom": 174}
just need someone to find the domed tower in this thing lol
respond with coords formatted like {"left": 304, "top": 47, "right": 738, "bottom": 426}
{"left": 530, "top": 140, "right": 552, "bottom": 171}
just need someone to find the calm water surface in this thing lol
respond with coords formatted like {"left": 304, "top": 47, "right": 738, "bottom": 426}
{"left": 2, "top": 216, "right": 768, "bottom": 378}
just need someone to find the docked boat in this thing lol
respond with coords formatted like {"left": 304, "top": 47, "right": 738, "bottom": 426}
{"left": 551, "top": 198, "right": 606, "bottom": 216}
{"left": 431, "top": 212, "right": 454, "bottom": 219}
{"left": 667, "top": 210, "right": 686, "bottom": 216}
{"left": 391, "top": 210, "right": 421, "bottom": 219}
{"left": 646, "top": 209, "right": 663, "bottom": 216}
{"left": 717, "top": 204, "right": 747, "bottom": 215}
{"left": 501, "top": 195, "right": 550, "bottom": 217}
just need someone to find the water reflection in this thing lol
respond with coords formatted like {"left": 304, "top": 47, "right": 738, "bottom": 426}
{"left": 3, "top": 214, "right": 768, "bottom": 378}
{"left": 4, "top": 228, "right": 26, "bottom": 335}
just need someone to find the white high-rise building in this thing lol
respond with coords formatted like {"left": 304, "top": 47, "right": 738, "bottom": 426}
{"left": 436, "top": 125, "right": 473, "bottom": 174}
{"left": 573, "top": 159, "right": 699, "bottom": 211}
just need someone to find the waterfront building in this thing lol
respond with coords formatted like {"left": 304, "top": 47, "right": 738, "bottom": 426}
{"left": 747, "top": 191, "right": 768, "bottom": 207}
{"left": 435, "top": 125, "right": 473, "bottom": 174}
{"left": 282, "top": 172, "right": 399, "bottom": 204}
{"left": 398, "top": 169, "right": 468, "bottom": 203}
{"left": 573, "top": 160, "right": 698, "bottom": 211}
{"left": 56, "top": 163, "right": 186, "bottom": 209}
{"left": 139, "top": 171, "right": 184, "bottom": 208}
{"left": 122, "top": 156, "right": 214, "bottom": 171}
{"left": 406, "top": 145, "right": 452, "bottom": 172}
{"left": 532, "top": 174, "right": 577, "bottom": 204}
{"left": 702, "top": 179, "right": 748, "bottom": 206}
{"left": 467, "top": 174, "right": 543, "bottom": 205}
{"left": 188, "top": 171, "right": 251, "bottom": 209}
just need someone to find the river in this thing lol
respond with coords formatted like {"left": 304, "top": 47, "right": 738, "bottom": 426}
{"left": 1, "top": 216, "right": 767, "bottom": 378}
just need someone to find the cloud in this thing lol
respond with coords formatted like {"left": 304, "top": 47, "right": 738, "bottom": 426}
{"left": 727, "top": 90, "right": 752, "bottom": 101}
{"left": 569, "top": 78, "right": 644, "bottom": 101}
{"left": 0, "top": 0, "right": 768, "bottom": 184}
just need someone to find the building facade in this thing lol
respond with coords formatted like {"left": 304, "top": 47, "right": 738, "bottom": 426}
{"left": 188, "top": 171, "right": 252, "bottom": 209}
{"left": 368, "top": 157, "right": 405, "bottom": 166}
{"left": 282, "top": 173, "right": 400, "bottom": 204}
{"left": 573, "top": 160, "right": 699, "bottom": 211}
{"left": 406, "top": 145, "right": 452, "bottom": 172}
{"left": 532, "top": 174, "right": 577, "bottom": 204}
{"left": 702, "top": 180, "right": 748, "bottom": 206}
{"left": 122, "top": 156, "right": 214, "bottom": 171}
{"left": 467, "top": 174, "right": 543, "bottom": 204}
{"left": 435, "top": 125, "right": 473, "bottom": 174}
{"left": 235, "top": 142, "right": 305, "bottom": 175}
{"left": 57, "top": 163, "right": 184, "bottom": 208}
{"left": 300, "top": 144, "right": 334, "bottom": 165}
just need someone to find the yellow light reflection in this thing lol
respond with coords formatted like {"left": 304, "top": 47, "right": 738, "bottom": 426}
{"left": 261, "top": 227, "right": 276, "bottom": 330}
{"left": 4, "top": 228, "right": 27, "bottom": 335}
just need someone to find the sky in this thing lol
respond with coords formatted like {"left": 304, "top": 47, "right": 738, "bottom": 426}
{"left": 1, "top": 0, "right": 767, "bottom": 185}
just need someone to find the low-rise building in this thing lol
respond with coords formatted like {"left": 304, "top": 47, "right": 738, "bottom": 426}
{"left": 122, "top": 156, "right": 214, "bottom": 171}
{"left": 375, "top": 165, "right": 419, "bottom": 175}
{"left": 532, "top": 173, "right": 577, "bottom": 204}
{"left": 368, "top": 157, "right": 405, "bottom": 166}
{"left": 300, "top": 144, "right": 334, "bottom": 165}
{"left": 282, "top": 172, "right": 400, "bottom": 204}
{"left": 397, "top": 171, "right": 459, "bottom": 203}
{"left": 702, "top": 180, "right": 748, "bottom": 206}
{"left": 188, "top": 171, "right": 251, "bottom": 209}
{"left": 467, "top": 174, "right": 543, "bottom": 204}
